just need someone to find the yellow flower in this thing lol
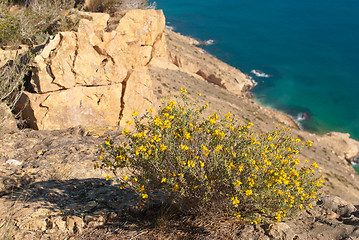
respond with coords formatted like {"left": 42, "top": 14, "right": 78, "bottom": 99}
{"left": 200, "top": 161, "right": 205, "bottom": 167}
{"left": 132, "top": 177, "right": 138, "bottom": 183}
{"left": 160, "top": 144, "right": 167, "bottom": 151}
{"left": 123, "top": 175, "right": 128, "bottom": 181}
{"left": 142, "top": 194, "right": 148, "bottom": 199}
{"left": 120, "top": 185, "right": 125, "bottom": 190}
{"left": 234, "top": 213, "right": 241, "bottom": 218}
{"left": 228, "top": 162, "right": 236, "bottom": 169}
{"left": 312, "top": 162, "right": 319, "bottom": 168}
{"left": 197, "top": 92, "right": 202, "bottom": 96}
{"left": 238, "top": 164, "right": 244, "bottom": 172}
{"left": 187, "top": 160, "right": 195, "bottom": 168}
{"left": 137, "top": 185, "right": 145, "bottom": 192}
{"left": 231, "top": 196, "right": 240, "bottom": 206}
{"left": 184, "top": 132, "right": 191, "bottom": 140}
{"left": 132, "top": 111, "right": 139, "bottom": 116}
{"left": 121, "top": 128, "right": 129, "bottom": 135}
{"left": 105, "top": 174, "right": 111, "bottom": 181}
{"left": 306, "top": 140, "right": 313, "bottom": 146}
{"left": 161, "top": 178, "right": 166, "bottom": 183}
{"left": 275, "top": 212, "right": 281, "bottom": 221}
{"left": 125, "top": 120, "right": 132, "bottom": 125}
{"left": 171, "top": 184, "right": 179, "bottom": 192}
{"left": 245, "top": 189, "right": 252, "bottom": 196}
{"left": 215, "top": 145, "right": 223, "bottom": 153}
{"left": 235, "top": 180, "right": 242, "bottom": 186}
{"left": 180, "top": 87, "right": 187, "bottom": 93}
{"left": 181, "top": 144, "right": 189, "bottom": 151}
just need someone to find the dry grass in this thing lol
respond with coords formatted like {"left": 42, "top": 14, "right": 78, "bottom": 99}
{"left": 84, "top": 0, "right": 153, "bottom": 13}
{"left": 0, "top": 216, "right": 16, "bottom": 240}
{"left": 0, "top": 51, "right": 31, "bottom": 109}
{"left": 73, "top": 204, "right": 244, "bottom": 239}
{"left": 0, "top": 0, "right": 78, "bottom": 46}
{"left": 0, "top": 194, "right": 22, "bottom": 240}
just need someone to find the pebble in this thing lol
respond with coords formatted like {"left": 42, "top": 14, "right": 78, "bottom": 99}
{"left": 6, "top": 159, "right": 23, "bottom": 166}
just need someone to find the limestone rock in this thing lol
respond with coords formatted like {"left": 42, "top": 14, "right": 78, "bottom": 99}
{"left": 318, "top": 132, "right": 359, "bottom": 160}
{"left": 0, "top": 102, "right": 18, "bottom": 134}
{"left": 319, "top": 195, "right": 357, "bottom": 217}
{"left": 19, "top": 9, "right": 165, "bottom": 130}
{"left": 66, "top": 215, "right": 85, "bottom": 234}
{"left": 266, "top": 222, "right": 295, "bottom": 240}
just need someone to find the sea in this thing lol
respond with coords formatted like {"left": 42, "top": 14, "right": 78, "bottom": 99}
{"left": 152, "top": 0, "right": 359, "bottom": 169}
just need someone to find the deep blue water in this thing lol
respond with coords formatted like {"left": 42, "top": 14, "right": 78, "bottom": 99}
{"left": 154, "top": 0, "right": 359, "bottom": 140}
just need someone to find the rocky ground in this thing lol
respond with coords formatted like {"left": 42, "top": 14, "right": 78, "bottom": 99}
{"left": 1, "top": 16, "right": 359, "bottom": 240}
{"left": 1, "top": 127, "right": 359, "bottom": 239}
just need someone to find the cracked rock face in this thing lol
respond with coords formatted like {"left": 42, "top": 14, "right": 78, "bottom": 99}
{"left": 19, "top": 9, "right": 166, "bottom": 130}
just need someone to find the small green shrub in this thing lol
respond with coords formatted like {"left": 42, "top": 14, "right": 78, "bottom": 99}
{"left": 0, "top": 3, "right": 21, "bottom": 45}
{"left": 97, "top": 89, "right": 323, "bottom": 223}
{"left": 84, "top": 0, "right": 151, "bottom": 13}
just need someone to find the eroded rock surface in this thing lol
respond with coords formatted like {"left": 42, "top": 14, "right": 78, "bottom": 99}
{"left": 18, "top": 9, "right": 166, "bottom": 130}
{"left": 151, "top": 29, "right": 254, "bottom": 96}
{"left": 318, "top": 132, "right": 359, "bottom": 161}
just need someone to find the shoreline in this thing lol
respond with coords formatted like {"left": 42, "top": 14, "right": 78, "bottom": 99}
{"left": 174, "top": 31, "right": 302, "bottom": 130}
{"left": 168, "top": 28, "right": 359, "bottom": 168}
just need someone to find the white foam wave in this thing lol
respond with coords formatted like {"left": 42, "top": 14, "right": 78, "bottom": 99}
{"left": 195, "top": 39, "right": 215, "bottom": 46}
{"left": 295, "top": 112, "right": 309, "bottom": 122}
{"left": 352, "top": 156, "right": 359, "bottom": 165}
{"left": 165, "top": 25, "right": 175, "bottom": 31}
{"left": 248, "top": 76, "right": 258, "bottom": 86}
{"left": 204, "top": 39, "right": 214, "bottom": 45}
{"left": 250, "top": 69, "right": 271, "bottom": 78}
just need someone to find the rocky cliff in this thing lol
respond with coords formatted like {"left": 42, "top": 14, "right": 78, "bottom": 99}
{"left": 15, "top": 9, "right": 253, "bottom": 131}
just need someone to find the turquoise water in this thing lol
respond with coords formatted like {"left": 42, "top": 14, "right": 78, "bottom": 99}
{"left": 154, "top": 0, "right": 359, "bottom": 140}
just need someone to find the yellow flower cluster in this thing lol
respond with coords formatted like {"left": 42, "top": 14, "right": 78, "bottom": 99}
{"left": 96, "top": 88, "right": 323, "bottom": 223}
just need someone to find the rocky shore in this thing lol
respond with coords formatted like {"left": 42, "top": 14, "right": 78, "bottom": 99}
{"left": 1, "top": 8, "right": 359, "bottom": 239}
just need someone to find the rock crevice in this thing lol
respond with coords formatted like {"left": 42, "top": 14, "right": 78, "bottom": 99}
{"left": 18, "top": 9, "right": 166, "bottom": 130}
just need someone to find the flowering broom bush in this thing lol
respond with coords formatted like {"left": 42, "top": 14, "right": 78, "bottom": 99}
{"left": 96, "top": 89, "right": 323, "bottom": 223}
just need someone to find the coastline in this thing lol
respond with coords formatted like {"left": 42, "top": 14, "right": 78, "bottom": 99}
{"left": 163, "top": 28, "right": 359, "bottom": 168}
{"left": 169, "top": 30, "right": 301, "bottom": 130}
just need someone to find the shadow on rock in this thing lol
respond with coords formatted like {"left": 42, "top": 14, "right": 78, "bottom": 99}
{"left": 1, "top": 177, "right": 209, "bottom": 239}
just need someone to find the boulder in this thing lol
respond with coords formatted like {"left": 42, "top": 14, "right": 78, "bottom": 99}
{"left": 19, "top": 9, "right": 166, "bottom": 130}
{"left": 319, "top": 195, "right": 357, "bottom": 217}
{"left": 318, "top": 132, "right": 359, "bottom": 160}
{"left": 0, "top": 102, "right": 18, "bottom": 134}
